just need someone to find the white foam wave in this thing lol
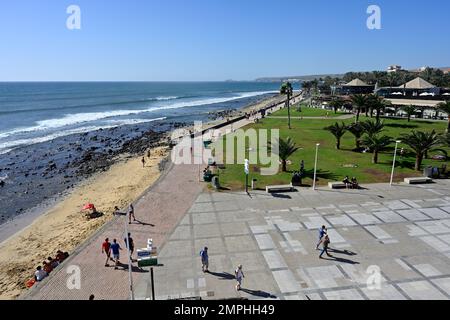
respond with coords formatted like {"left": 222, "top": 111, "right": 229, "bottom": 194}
{"left": 154, "top": 96, "right": 178, "bottom": 101}
{"left": 0, "top": 91, "right": 274, "bottom": 139}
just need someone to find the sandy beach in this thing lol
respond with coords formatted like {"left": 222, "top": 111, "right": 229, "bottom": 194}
{"left": 0, "top": 147, "right": 168, "bottom": 299}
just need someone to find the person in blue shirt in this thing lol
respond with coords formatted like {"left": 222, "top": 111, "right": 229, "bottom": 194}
{"left": 110, "top": 239, "right": 122, "bottom": 270}
{"left": 316, "top": 225, "right": 327, "bottom": 250}
{"left": 200, "top": 247, "right": 209, "bottom": 273}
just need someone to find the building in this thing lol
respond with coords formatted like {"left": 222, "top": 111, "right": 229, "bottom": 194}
{"left": 335, "top": 78, "right": 375, "bottom": 95}
{"left": 376, "top": 77, "right": 446, "bottom": 111}
{"left": 387, "top": 65, "right": 402, "bottom": 73}
{"left": 376, "top": 77, "right": 441, "bottom": 98}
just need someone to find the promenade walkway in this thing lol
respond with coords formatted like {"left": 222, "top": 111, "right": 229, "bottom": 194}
{"left": 135, "top": 180, "right": 450, "bottom": 300}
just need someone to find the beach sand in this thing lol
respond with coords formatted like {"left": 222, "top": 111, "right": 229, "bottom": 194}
{"left": 0, "top": 147, "right": 168, "bottom": 299}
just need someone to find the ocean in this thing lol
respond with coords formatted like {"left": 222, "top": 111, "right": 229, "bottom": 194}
{"left": 0, "top": 82, "right": 280, "bottom": 155}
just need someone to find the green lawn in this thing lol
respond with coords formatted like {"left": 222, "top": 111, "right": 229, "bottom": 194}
{"left": 269, "top": 104, "right": 347, "bottom": 118}
{"left": 213, "top": 115, "right": 449, "bottom": 190}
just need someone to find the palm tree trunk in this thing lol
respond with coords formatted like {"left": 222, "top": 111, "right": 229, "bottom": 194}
{"left": 415, "top": 154, "right": 423, "bottom": 171}
{"left": 407, "top": 115, "right": 411, "bottom": 122}
{"left": 370, "top": 108, "right": 374, "bottom": 118}
{"left": 447, "top": 116, "right": 450, "bottom": 133}
{"left": 355, "top": 138, "right": 360, "bottom": 149}
{"left": 282, "top": 160, "right": 287, "bottom": 172}
{"left": 356, "top": 109, "right": 360, "bottom": 122}
{"left": 376, "top": 110, "right": 381, "bottom": 123}
{"left": 287, "top": 93, "right": 291, "bottom": 129}
{"left": 336, "top": 139, "right": 340, "bottom": 150}
{"left": 372, "top": 150, "right": 378, "bottom": 164}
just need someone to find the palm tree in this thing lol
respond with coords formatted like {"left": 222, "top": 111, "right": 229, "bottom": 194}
{"left": 400, "top": 130, "right": 441, "bottom": 171}
{"left": 375, "top": 98, "right": 390, "bottom": 123}
{"left": 350, "top": 94, "right": 367, "bottom": 122}
{"left": 437, "top": 101, "right": 450, "bottom": 132}
{"left": 280, "top": 82, "right": 293, "bottom": 129}
{"left": 324, "top": 122, "right": 347, "bottom": 150}
{"left": 329, "top": 98, "right": 344, "bottom": 114}
{"left": 277, "top": 137, "right": 300, "bottom": 172}
{"left": 360, "top": 119, "right": 385, "bottom": 138}
{"left": 361, "top": 134, "right": 393, "bottom": 164}
{"left": 301, "top": 81, "right": 312, "bottom": 95}
{"left": 367, "top": 94, "right": 389, "bottom": 123}
{"left": 346, "top": 123, "right": 365, "bottom": 150}
{"left": 401, "top": 105, "right": 417, "bottom": 122}
{"left": 439, "top": 133, "right": 450, "bottom": 147}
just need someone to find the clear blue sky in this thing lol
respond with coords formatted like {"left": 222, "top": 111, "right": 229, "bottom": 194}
{"left": 0, "top": 0, "right": 448, "bottom": 81}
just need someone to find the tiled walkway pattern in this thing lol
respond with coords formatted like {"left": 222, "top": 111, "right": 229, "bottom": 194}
{"left": 135, "top": 181, "right": 450, "bottom": 300}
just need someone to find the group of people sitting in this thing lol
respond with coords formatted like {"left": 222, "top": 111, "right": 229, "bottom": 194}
{"left": 203, "top": 166, "right": 214, "bottom": 182}
{"left": 27, "top": 250, "right": 69, "bottom": 288}
{"left": 342, "top": 176, "right": 359, "bottom": 189}
{"left": 291, "top": 171, "right": 303, "bottom": 186}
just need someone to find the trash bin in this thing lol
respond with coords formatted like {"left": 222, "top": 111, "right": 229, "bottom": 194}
{"left": 251, "top": 179, "right": 257, "bottom": 190}
{"left": 423, "top": 166, "right": 433, "bottom": 178}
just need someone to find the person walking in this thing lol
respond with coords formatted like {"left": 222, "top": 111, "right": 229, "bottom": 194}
{"left": 147, "top": 149, "right": 151, "bottom": 158}
{"left": 101, "top": 238, "right": 114, "bottom": 267}
{"left": 319, "top": 234, "right": 333, "bottom": 259}
{"left": 110, "top": 239, "right": 122, "bottom": 270}
{"left": 199, "top": 247, "right": 209, "bottom": 273}
{"left": 124, "top": 233, "right": 135, "bottom": 261}
{"left": 128, "top": 203, "right": 136, "bottom": 224}
{"left": 141, "top": 157, "right": 146, "bottom": 168}
{"left": 316, "top": 225, "right": 327, "bottom": 250}
{"left": 235, "top": 264, "right": 245, "bottom": 291}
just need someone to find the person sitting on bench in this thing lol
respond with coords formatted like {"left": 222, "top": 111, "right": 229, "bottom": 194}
{"left": 342, "top": 176, "right": 351, "bottom": 189}
{"left": 351, "top": 177, "right": 359, "bottom": 189}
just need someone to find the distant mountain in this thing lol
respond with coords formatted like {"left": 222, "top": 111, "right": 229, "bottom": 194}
{"left": 255, "top": 74, "right": 344, "bottom": 83}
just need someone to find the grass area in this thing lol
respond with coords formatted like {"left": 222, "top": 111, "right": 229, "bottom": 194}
{"left": 213, "top": 115, "right": 449, "bottom": 190}
{"left": 270, "top": 104, "right": 347, "bottom": 118}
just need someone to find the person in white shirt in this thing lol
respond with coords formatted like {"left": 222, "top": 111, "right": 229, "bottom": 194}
{"left": 235, "top": 264, "right": 245, "bottom": 291}
{"left": 34, "top": 266, "right": 48, "bottom": 282}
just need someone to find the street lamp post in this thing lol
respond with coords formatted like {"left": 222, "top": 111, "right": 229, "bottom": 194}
{"left": 313, "top": 143, "right": 320, "bottom": 190}
{"left": 390, "top": 140, "right": 401, "bottom": 187}
{"left": 124, "top": 212, "right": 134, "bottom": 300}
{"left": 244, "top": 159, "right": 249, "bottom": 193}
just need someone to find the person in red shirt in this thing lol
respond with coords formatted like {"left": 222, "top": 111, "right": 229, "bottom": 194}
{"left": 102, "top": 238, "right": 113, "bottom": 267}
{"left": 42, "top": 261, "right": 53, "bottom": 274}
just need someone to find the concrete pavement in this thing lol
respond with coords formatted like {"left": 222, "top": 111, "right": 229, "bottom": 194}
{"left": 135, "top": 180, "right": 450, "bottom": 300}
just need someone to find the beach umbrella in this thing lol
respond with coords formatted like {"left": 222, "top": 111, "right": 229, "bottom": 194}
{"left": 82, "top": 203, "right": 95, "bottom": 210}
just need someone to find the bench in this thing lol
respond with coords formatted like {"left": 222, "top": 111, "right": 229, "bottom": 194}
{"left": 266, "top": 184, "right": 294, "bottom": 193}
{"left": 328, "top": 182, "right": 347, "bottom": 189}
{"left": 404, "top": 177, "right": 432, "bottom": 184}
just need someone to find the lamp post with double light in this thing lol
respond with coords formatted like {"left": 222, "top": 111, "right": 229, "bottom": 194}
{"left": 313, "top": 143, "right": 320, "bottom": 190}
{"left": 390, "top": 140, "right": 401, "bottom": 186}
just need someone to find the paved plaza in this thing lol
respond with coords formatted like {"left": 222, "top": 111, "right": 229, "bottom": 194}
{"left": 135, "top": 180, "right": 450, "bottom": 300}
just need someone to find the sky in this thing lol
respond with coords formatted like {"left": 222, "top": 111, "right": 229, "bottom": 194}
{"left": 0, "top": 0, "right": 449, "bottom": 81}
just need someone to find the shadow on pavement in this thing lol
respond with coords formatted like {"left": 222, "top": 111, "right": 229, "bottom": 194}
{"left": 134, "top": 219, "right": 155, "bottom": 227}
{"left": 240, "top": 288, "right": 277, "bottom": 299}
{"left": 328, "top": 248, "right": 357, "bottom": 256}
{"left": 321, "top": 256, "right": 360, "bottom": 264}
{"left": 207, "top": 271, "right": 235, "bottom": 280}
